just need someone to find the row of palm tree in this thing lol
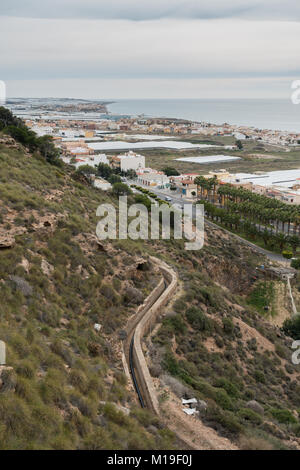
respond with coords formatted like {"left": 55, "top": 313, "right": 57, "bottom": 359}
{"left": 195, "top": 178, "right": 300, "bottom": 236}
{"left": 201, "top": 199, "right": 300, "bottom": 254}
{"left": 195, "top": 176, "right": 218, "bottom": 203}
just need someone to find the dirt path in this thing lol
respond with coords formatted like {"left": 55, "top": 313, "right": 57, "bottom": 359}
{"left": 159, "top": 390, "right": 238, "bottom": 450}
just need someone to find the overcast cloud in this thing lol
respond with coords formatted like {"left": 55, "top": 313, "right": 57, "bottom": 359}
{"left": 2, "top": 0, "right": 300, "bottom": 21}
{"left": 1, "top": 1, "right": 299, "bottom": 98}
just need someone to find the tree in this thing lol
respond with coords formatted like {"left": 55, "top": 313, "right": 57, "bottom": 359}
{"left": 0, "top": 107, "right": 61, "bottom": 165}
{"left": 75, "top": 165, "right": 96, "bottom": 179}
{"left": 108, "top": 174, "right": 122, "bottom": 184}
{"left": 282, "top": 314, "right": 300, "bottom": 340}
{"left": 125, "top": 169, "right": 137, "bottom": 180}
{"left": 134, "top": 194, "right": 151, "bottom": 211}
{"left": 36, "top": 135, "right": 61, "bottom": 165}
{"left": 195, "top": 176, "right": 209, "bottom": 199}
{"left": 112, "top": 182, "right": 132, "bottom": 197}
{"left": 0, "top": 106, "right": 21, "bottom": 130}
{"left": 291, "top": 258, "right": 300, "bottom": 270}
{"left": 162, "top": 167, "right": 180, "bottom": 177}
{"left": 97, "top": 163, "right": 113, "bottom": 179}
{"left": 288, "top": 235, "right": 300, "bottom": 256}
{"left": 275, "top": 232, "right": 287, "bottom": 251}
{"left": 236, "top": 140, "right": 243, "bottom": 150}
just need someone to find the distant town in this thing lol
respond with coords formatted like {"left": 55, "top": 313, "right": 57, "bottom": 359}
{"left": 6, "top": 98, "right": 300, "bottom": 205}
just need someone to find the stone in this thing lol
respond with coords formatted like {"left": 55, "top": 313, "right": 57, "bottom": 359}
{"left": 19, "top": 258, "right": 30, "bottom": 273}
{"left": 97, "top": 240, "right": 106, "bottom": 252}
{"left": 246, "top": 400, "right": 264, "bottom": 416}
{"left": 41, "top": 259, "right": 54, "bottom": 276}
{"left": 0, "top": 236, "right": 15, "bottom": 249}
{"left": 196, "top": 400, "right": 208, "bottom": 413}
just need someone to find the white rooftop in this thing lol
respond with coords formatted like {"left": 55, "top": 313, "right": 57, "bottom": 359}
{"left": 88, "top": 141, "right": 224, "bottom": 151}
{"left": 114, "top": 134, "right": 174, "bottom": 140}
{"left": 225, "top": 169, "right": 300, "bottom": 189}
{"left": 176, "top": 155, "right": 241, "bottom": 164}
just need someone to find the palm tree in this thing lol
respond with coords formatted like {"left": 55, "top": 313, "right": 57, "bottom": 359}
{"left": 275, "top": 232, "right": 287, "bottom": 251}
{"left": 194, "top": 176, "right": 206, "bottom": 200}
{"left": 288, "top": 234, "right": 300, "bottom": 257}
{"left": 261, "top": 229, "right": 271, "bottom": 247}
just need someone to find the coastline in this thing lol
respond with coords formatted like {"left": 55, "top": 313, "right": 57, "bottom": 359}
{"left": 107, "top": 98, "right": 300, "bottom": 133}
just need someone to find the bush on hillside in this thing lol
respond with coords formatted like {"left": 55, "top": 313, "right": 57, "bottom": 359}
{"left": 282, "top": 314, "right": 300, "bottom": 340}
{"left": 0, "top": 107, "right": 61, "bottom": 165}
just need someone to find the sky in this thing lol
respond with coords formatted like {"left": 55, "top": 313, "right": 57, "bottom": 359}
{"left": 1, "top": 0, "right": 300, "bottom": 99}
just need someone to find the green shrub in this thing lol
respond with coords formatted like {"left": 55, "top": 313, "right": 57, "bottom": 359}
{"left": 282, "top": 314, "right": 300, "bottom": 340}
{"left": 163, "top": 351, "right": 180, "bottom": 376}
{"left": 207, "top": 405, "right": 243, "bottom": 435}
{"left": 254, "top": 370, "right": 266, "bottom": 384}
{"left": 214, "top": 378, "right": 240, "bottom": 398}
{"left": 270, "top": 408, "right": 297, "bottom": 424}
{"left": 238, "top": 408, "right": 262, "bottom": 425}
{"left": 16, "top": 361, "right": 35, "bottom": 379}
{"left": 282, "top": 251, "right": 293, "bottom": 260}
{"left": 292, "top": 423, "right": 300, "bottom": 437}
{"left": 186, "top": 307, "right": 212, "bottom": 332}
{"left": 164, "top": 315, "right": 186, "bottom": 335}
{"left": 247, "top": 281, "right": 275, "bottom": 315}
{"left": 291, "top": 258, "right": 300, "bottom": 270}
{"left": 222, "top": 317, "right": 235, "bottom": 335}
{"left": 69, "top": 370, "right": 88, "bottom": 394}
{"left": 215, "top": 389, "right": 234, "bottom": 411}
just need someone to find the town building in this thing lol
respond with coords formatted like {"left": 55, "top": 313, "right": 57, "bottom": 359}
{"left": 110, "top": 151, "right": 145, "bottom": 172}
{"left": 74, "top": 153, "right": 109, "bottom": 169}
{"left": 93, "top": 177, "right": 112, "bottom": 191}
{"left": 179, "top": 180, "right": 198, "bottom": 198}
{"left": 137, "top": 170, "right": 170, "bottom": 189}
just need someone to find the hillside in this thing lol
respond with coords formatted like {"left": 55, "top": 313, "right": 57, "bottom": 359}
{"left": 0, "top": 135, "right": 300, "bottom": 450}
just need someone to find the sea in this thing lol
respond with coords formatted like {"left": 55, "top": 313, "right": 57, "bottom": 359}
{"left": 107, "top": 99, "right": 300, "bottom": 133}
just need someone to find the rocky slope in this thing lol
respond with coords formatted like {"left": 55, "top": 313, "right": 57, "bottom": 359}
{"left": 0, "top": 136, "right": 299, "bottom": 450}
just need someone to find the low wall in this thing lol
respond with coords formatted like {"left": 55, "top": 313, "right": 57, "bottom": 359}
{"left": 132, "top": 260, "right": 177, "bottom": 414}
{"left": 125, "top": 279, "right": 165, "bottom": 338}
{"left": 122, "top": 277, "right": 165, "bottom": 383}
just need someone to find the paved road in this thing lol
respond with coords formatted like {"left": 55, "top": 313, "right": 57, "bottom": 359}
{"left": 205, "top": 218, "right": 289, "bottom": 264}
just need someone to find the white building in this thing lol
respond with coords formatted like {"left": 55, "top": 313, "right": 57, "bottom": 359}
{"left": 137, "top": 172, "right": 170, "bottom": 188}
{"left": 59, "top": 129, "right": 82, "bottom": 138}
{"left": 94, "top": 178, "right": 112, "bottom": 191}
{"left": 31, "top": 126, "right": 54, "bottom": 137}
{"left": 74, "top": 153, "right": 109, "bottom": 169}
{"left": 117, "top": 151, "right": 145, "bottom": 172}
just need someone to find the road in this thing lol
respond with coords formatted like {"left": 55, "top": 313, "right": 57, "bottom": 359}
{"left": 205, "top": 218, "right": 289, "bottom": 264}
